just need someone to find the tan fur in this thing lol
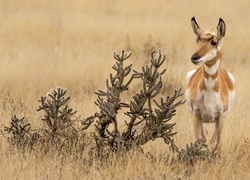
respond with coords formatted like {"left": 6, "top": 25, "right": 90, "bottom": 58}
{"left": 188, "top": 66, "right": 233, "bottom": 111}
{"left": 205, "top": 51, "right": 221, "bottom": 68}
{"left": 186, "top": 17, "right": 235, "bottom": 149}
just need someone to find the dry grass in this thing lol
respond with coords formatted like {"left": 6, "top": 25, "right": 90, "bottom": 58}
{"left": 0, "top": 0, "right": 250, "bottom": 179}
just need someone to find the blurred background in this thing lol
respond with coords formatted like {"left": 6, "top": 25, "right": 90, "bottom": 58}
{"left": 0, "top": 0, "right": 249, "bottom": 138}
{"left": 0, "top": 1, "right": 249, "bottom": 178}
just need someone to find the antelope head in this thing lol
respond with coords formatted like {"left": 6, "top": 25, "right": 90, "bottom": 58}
{"left": 190, "top": 17, "right": 226, "bottom": 65}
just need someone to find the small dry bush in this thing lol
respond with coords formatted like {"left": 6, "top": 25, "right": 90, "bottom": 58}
{"left": 4, "top": 87, "right": 91, "bottom": 158}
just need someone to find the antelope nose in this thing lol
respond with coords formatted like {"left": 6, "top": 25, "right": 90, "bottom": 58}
{"left": 191, "top": 54, "right": 200, "bottom": 61}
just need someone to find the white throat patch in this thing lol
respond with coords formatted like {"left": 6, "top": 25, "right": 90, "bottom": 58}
{"left": 204, "top": 59, "right": 220, "bottom": 75}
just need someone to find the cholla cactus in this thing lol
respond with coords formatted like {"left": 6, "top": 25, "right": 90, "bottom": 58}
{"left": 4, "top": 115, "right": 31, "bottom": 140}
{"left": 37, "top": 87, "right": 77, "bottom": 136}
{"left": 177, "top": 139, "right": 218, "bottom": 166}
{"left": 124, "top": 50, "right": 185, "bottom": 152}
{"left": 87, "top": 50, "right": 185, "bottom": 154}
{"left": 92, "top": 50, "right": 142, "bottom": 152}
{"left": 4, "top": 115, "right": 32, "bottom": 148}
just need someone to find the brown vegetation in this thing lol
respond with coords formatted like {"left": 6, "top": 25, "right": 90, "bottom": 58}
{"left": 0, "top": 0, "right": 250, "bottom": 179}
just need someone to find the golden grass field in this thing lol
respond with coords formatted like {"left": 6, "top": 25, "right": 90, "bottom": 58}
{"left": 0, "top": 0, "right": 250, "bottom": 179}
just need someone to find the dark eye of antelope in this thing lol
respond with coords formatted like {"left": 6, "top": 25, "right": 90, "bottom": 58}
{"left": 211, "top": 40, "right": 217, "bottom": 46}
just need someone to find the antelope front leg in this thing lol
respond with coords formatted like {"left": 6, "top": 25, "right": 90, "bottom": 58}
{"left": 193, "top": 115, "right": 206, "bottom": 141}
{"left": 211, "top": 115, "right": 225, "bottom": 149}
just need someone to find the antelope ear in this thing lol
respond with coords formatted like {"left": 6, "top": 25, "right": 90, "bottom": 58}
{"left": 191, "top": 17, "right": 204, "bottom": 36}
{"left": 217, "top": 18, "right": 226, "bottom": 40}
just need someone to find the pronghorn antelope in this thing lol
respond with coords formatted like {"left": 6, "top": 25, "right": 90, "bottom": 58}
{"left": 186, "top": 17, "right": 235, "bottom": 148}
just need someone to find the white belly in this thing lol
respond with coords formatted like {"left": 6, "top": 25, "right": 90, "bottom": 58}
{"left": 196, "top": 75, "right": 223, "bottom": 123}
{"left": 192, "top": 90, "right": 223, "bottom": 123}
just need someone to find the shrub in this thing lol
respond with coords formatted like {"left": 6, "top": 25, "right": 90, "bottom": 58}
{"left": 85, "top": 49, "right": 185, "bottom": 157}
{"left": 4, "top": 115, "right": 40, "bottom": 151}
{"left": 37, "top": 87, "right": 90, "bottom": 156}
{"left": 37, "top": 87, "right": 77, "bottom": 137}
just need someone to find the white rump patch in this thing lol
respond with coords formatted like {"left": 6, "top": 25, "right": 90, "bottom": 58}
{"left": 186, "top": 69, "right": 196, "bottom": 84}
{"left": 228, "top": 72, "right": 235, "bottom": 85}
{"left": 225, "top": 72, "right": 235, "bottom": 116}
{"left": 185, "top": 69, "right": 196, "bottom": 113}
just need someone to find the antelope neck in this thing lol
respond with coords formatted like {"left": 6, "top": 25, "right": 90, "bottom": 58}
{"left": 200, "top": 51, "right": 221, "bottom": 91}
{"left": 203, "top": 51, "right": 221, "bottom": 80}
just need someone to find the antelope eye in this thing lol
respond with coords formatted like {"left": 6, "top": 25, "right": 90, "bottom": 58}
{"left": 211, "top": 40, "right": 217, "bottom": 46}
